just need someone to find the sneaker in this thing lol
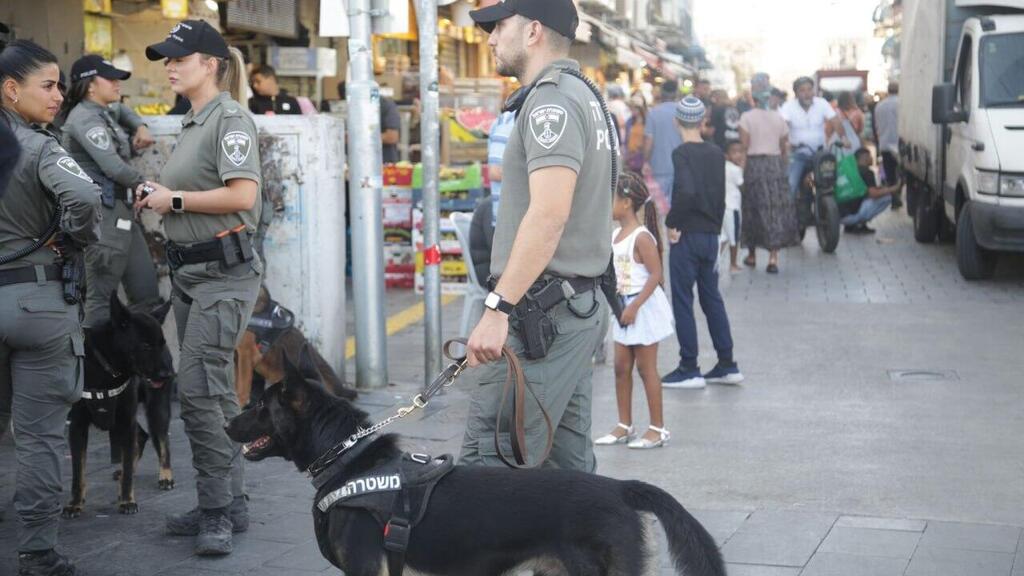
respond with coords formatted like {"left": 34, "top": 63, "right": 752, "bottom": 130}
{"left": 703, "top": 363, "right": 745, "bottom": 385}
{"left": 195, "top": 509, "right": 233, "bottom": 556}
{"left": 861, "top": 224, "right": 877, "bottom": 234}
{"left": 166, "top": 496, "right": 249, "bottom": 536}
{"left": 17, "top": 549, "right": 75, "bottom": 576}
{"left": 662, "top": 368, "right": 706, "bottom": 389}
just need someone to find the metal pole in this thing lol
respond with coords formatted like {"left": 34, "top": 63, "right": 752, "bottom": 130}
{"left": 348, "top": 0, "right": 389, "bottom": 389}
{"left": 417, "top": 0, "right": 442, "bottom": 386}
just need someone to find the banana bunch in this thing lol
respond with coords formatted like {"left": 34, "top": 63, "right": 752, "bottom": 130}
{"left": 135, "top": 103, "right": 172, "bottom": 116}
{"left": 447, "top": 118, "right": 481, "bottom": 143}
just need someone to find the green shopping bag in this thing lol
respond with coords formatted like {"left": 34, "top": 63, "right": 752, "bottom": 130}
{"left": 834, "top": 153, "right": 867, "bottom": 204}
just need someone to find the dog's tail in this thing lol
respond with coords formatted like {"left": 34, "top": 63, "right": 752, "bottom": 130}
{"left": 622, "top": 481, "right": 725, "bottom": 576}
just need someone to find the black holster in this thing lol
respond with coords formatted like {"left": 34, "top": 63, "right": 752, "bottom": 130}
{"left": 55, "top": 235, "right": 85, "bottom": 305}
{"left": 599, "top": 257, "right": 623, "bottom": 325}
{"left": 510, "top": 278, "right": 568, "bottom": 361}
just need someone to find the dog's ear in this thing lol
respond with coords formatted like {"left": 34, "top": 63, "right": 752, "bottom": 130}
{"left": 110, "top": 293, "right": 131, "bottom": 328}
{"left": 150, "top": 299, "right": 172, "bottom": 324}
{"left": 297, "top": 344, "right": 320, "bottom": 383}
{"left": 280, "top": 353, "right": 308, "bottom": 412}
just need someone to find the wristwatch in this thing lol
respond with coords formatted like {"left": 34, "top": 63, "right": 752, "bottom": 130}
{"left": 170, "top": 193, "right": 185, "bottom": 214}
{"left": 484, "top": 291, "right": 514, "bottom": 315}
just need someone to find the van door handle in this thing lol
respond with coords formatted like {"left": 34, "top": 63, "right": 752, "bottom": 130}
{"left": 971, "top": 141, "right": 985, "bottom": 152}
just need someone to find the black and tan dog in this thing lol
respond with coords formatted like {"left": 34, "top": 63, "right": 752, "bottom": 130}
{"left": 234, "top": 284, "right": 355, "bottom": 407}
{"left": 226, "top": 353, "right": 725, "bottom": 576}
{"left": 63, "top": 294, "right": 176, "bottom": 518}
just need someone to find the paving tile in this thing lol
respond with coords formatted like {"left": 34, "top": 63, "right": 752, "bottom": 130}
{"left": 919, "top": 521, "right": 1022, "bottom": 554}
{"left": 262, "top": 538, "right": 333, "bottom": 572}
{"left": 802, "top": 552, "right": 909, "bottom": 576}
{"left": 721, "top": 529, "right": 823, "bottom": 567}
{"left": 689, "top": 509, "right": 752, "bottom": 545}
{"left": 835, "top": 515, "right": 927, "bottom": 532}
{"left": 245, "top": 511, "right": 316, "bottom": 544}
{"left": 172, "top": 537, "right": 298, "bottom": 573}
{"left": 906, "top": 546, "right": 1014, "bottom": 576}
{"left": 819, "top": 526, "right": 921, "bottom": 559}
{"left": 723, "top": 564, "right": 801, "bottom": 576}
{"left": 738, "top": 510, "right": 837, "bottom": 537}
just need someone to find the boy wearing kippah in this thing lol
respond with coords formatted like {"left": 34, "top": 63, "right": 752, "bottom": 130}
{"left": 662, "top": 96, "right": 744, "bottom": 389}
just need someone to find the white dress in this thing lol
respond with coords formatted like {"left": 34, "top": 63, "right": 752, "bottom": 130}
{"left": 611, "top": 226, "right": 675, "bottom": 346}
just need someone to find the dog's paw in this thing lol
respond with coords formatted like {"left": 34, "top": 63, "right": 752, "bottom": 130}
{"left": 118, "top": 501, "right": 139, "bottom": 515}
{"left": 112, "top": 470, "right": 122, "bottom": 481}
{"left": 61, "top": 504, "right": 83, "bottom": 519}
{"left": 158, "top": 478, "right": 175, "bottom": 491}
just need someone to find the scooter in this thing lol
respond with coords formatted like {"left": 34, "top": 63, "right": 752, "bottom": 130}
{"left": 796, "top": 145, "right": 841, "bottom": 253}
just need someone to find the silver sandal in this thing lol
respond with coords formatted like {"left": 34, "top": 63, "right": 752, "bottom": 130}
{"left": 595, "top": 423, "right": 634, "bottom": 446}
{"left": 627, "top": 426, "right": 670, "bottom": 449}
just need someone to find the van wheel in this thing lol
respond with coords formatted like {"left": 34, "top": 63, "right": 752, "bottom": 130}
{"left": 913, "top": 195, "right": 938, "bottom": 243}
{"left": 956, "top": 203, "right": 997, "bottom": 280}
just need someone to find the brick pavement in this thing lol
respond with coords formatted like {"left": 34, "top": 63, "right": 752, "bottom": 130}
{"left": 2, "top": 210, "right": 1023, "bottom": 575}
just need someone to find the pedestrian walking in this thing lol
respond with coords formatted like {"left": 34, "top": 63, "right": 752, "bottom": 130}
{"left": 662, "top": 96, "right": 743, "bottom": 390}
{"left": 139, "top": 19, "right": 262, "bottom": 556}
{"left": 874, "top": 81, "right": 902, "bottom": 208}
{"left": 624, "top": 94, "right": 647, "bottom": 173}
{"left": 61, "top": 54, "right": 161, "bottom": 327}
{"left": 464, "top": 0, "right": 615, "bottom": 471}
{"left": 595, "top": 172, "right": 673, "bottom": 449}
{"left": 738, "top": 88, "right": 800, "bottom": 273}
{"left": 645, "top": 80, "right": 683, "bottom": 203}
{"left": 0, "top": 39, "right": 102, "bottom": 576}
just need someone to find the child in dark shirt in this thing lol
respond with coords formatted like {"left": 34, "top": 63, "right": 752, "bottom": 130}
{"left": 662, "top": 96, "right": 743, "bottom": 389}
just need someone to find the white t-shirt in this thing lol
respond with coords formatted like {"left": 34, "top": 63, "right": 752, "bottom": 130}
{"left": 725, "top": 161, "right": 743, "bottom": 212}
{"left": 780, "top": 97, "right": 836, "bottom": 150}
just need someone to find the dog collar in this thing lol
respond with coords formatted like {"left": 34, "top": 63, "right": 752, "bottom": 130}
{"left": 80, "top": 380, "right": 129, "bottom": 400}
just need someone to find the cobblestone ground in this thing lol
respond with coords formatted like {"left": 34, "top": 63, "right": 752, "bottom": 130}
{"left": 2, "top": 210, "right": 1022, "bottom": 576}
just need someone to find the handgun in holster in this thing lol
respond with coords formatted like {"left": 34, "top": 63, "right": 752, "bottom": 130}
{"left": 217, "top": 224, "right": 254, "bottom": 268}
{"left": 510, "top": 278, "right": 565, "bottom": 360}
{"left": 599, "top": 257, "right": 624, "bottom": 326}
{"left": 54, "top": 233, "right": 84, "bottom": 305}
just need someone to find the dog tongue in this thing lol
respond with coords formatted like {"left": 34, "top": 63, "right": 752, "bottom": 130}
{"left": 149, "top": 380, "right": 165, "bottom": 389}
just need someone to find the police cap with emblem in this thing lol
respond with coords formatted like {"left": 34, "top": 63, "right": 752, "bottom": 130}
{"left": 145, "top": 19, "right": 230, "bottom": 61}
{"left": 70, "top": 54, "right": 131, "bottom": 83}
{"left": 470, "top": 0, "right": 579, "bottom": 41}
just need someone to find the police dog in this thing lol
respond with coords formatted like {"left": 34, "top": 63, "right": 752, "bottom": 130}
{"left": 63, "top": 294, "right": 176, "bottom": 518}
{"left": 226, "top": 354, "right": 725, "bottom": 576}
{"left": 234, "top": 284, "right": 355, "bottom": 407}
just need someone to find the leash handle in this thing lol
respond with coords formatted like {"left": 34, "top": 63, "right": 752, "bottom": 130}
{"left": 442, "top": 338, "right": 554, "bottom": 469}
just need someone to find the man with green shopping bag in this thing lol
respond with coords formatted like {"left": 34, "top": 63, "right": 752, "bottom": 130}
{"left": 839, "top": 148, "right": 902, "bottom": 234}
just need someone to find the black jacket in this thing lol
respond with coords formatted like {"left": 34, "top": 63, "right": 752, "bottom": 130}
{"left": 468, "top": 199, "right": 494, "bottom": 287}
{"left": 666, "top": 142, "right": 726, "bottom": 234}
{"left": 249, "top": 90, "right": 302, "bottom": 115}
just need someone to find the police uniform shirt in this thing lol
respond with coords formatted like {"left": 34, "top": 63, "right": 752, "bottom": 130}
{"left": 0, "top": 109, "right": 102, "bottom": 270}
{"left": 159, "top": 92, "right": 262, "bottom": 245}
{"left": 63, "top": 100, "right": 146, "bottom": 192}
{"left": 490, "top": 59, "right": 613, "bottom": 279}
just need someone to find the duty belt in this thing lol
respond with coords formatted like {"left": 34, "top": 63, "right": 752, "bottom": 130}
{"left": 165, "top": 227, "right": 253, "bottom": 270}
{"left": 488, "top": 274, "right": 599, "bottom": 296}
{"left": 0, "top": 264, "right": 62, "bottom": 288}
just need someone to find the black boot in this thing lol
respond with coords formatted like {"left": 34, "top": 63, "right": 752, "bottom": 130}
{"left": 195, "top": 508, "right": 233, "bottom": 556}
{"left": 166, "top": 495, "right": 249, "bottom": 536}
{"left": 17, "top": 550, "right": 76, "bottom": 576}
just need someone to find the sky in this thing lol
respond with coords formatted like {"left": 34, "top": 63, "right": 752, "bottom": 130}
{"left": 692, "top": 0, "right": 886, "bottom": 91}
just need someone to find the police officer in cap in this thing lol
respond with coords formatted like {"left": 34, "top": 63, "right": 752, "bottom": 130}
{"left": 61, "top": 54, "right": 161, "bottom": 328}
{"left": 140, "top": 19, "right": 262, "bottom": 556}
{"left": 463, "top": 0, "right": 615, "bottom": 471}
{"left": 0, "top": 39, "right": 102, "bottom": 576}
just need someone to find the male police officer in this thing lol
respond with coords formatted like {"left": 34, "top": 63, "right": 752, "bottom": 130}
{"left": 464, "top": 0, "right": 615, "bottom": 472}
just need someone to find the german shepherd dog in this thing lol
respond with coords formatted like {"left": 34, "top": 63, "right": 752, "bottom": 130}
{"left": 234, "top": 284, "right": 356, "bottom": 407}
{"left": 62, "top": 294, "right": 176, "bottom": 518}
{"left": 226, "top": 353, "right": 726, "bottom": 576}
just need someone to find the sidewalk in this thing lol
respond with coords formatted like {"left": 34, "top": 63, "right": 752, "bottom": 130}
{"left": 1, "top": 210, "right": 1022, "bottom": 575}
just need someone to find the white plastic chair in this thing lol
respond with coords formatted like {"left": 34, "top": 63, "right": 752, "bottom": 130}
{"left": 448, "top": 211, "right": 488, "bottom": 339}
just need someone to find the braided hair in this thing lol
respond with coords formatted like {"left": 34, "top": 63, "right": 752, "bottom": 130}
{"left": 616, "top": 171, "right": 663, "bottom": 260}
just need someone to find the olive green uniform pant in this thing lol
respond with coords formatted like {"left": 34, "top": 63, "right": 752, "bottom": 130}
{"left": 0, "top": 277, "right": 84, "bottom": 552}
{"left": 459, "top": 290, "right": 607, "bottom": 472}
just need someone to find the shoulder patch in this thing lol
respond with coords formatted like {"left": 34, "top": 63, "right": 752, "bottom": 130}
{"left": 529, "top": 105, "right": 568, "bottom": 150}
{"left": 56, "top": 157, "right": 94, "bottom": 183}
{"left": 222, "top": 131, "right": 252, "bottom": 167}
{"left": 85, "top": 126, "right": 111, "bottom": 150}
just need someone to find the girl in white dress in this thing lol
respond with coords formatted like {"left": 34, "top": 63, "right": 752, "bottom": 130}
{"left": 596, "top": 173, "right": 675, "bottom": 449}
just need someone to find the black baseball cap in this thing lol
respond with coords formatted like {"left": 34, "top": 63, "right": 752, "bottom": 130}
{"left": 145, "top": 19, "right": 229, "bottom": 61}
{"left": 70, "top": 54, "right": 131, "bottom": 82}
{"left": 470, "top": 0, "right": 579, "bottom": 41}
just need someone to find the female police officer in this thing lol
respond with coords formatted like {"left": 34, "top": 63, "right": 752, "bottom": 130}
{"left": 0, "top": 39, "right": 101, "bottom": 576}
{"left": 62, "top": 54, "right": 161, "bottom": 327}
{"left": 138, "top": 20, "right": 261, "bottom": 556}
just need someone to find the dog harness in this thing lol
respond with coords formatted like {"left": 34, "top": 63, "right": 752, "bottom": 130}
{"left": 311, "top": 447, "right": 455, "bottom": 576}
{"left": 246, "top": 297, "right": 295, "bottom": 353}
